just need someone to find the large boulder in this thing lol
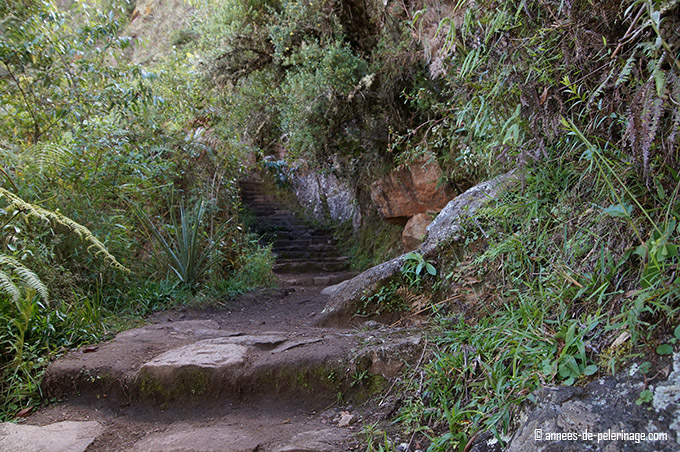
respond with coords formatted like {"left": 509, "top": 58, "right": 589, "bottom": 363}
{"left": 317, "top": 171, "right": 518, "bottom": 326}
{"left": 370, "top": 160, "right": 454, "bottom": 224}
{"left": 504, "top": 354, "right": 680, "bottom": 451}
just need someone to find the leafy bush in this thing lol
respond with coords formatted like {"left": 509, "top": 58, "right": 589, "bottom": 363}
{"left": 0, "top": 0, "right": 273, "bottom": 419}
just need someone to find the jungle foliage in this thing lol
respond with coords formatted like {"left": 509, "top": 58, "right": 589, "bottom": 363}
{"left": 1, "top": 0, "right": 679, "bottom": 448}
{"left": 0, "top": 0, "right": 271, "bottom": 419}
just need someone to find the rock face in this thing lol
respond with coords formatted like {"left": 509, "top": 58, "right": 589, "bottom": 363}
{"left": 505, "top": 355, "right": 680, "bottom": 452}
{"left": 370, "top": 160, "right": 454, "bottom": 224}
{"left": 317, "top": 171, "right": 518, "bottom": 326}
{"left": 402, "top": 213, "right": 433, "bottom": 252}
{"left": 289, "top": 161, "right": 360, "bottom": 227}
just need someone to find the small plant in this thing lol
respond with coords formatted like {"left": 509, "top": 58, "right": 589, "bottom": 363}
{"left": 359, "top": 282, "right": 405, "bottom": 316}
{"left": 351, "top": 369, "right": 371, "bottom": 388}
{"left": 401, "top": 251, "right": 436, "bottom": 288}
{"left": 138, "top": 199, "right": 234, "bottom": 289}
{"left": 555, "top": 320, "right": 600, "bottom": 386}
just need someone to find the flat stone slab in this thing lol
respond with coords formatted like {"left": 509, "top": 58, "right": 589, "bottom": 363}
{"left": 272, "top": 428, "right": 349, "bottom": 452}
{"left": 0, "top": 421, "right": 103, "bottom": 452}
{"left": 43, "top": 314, "right": 424, "bottom": 407}
{"left": 130, "top": 425, "right": 260, "bottom": 452}
{"left": 142, "top": 340, "right": 250, "bottom": 370}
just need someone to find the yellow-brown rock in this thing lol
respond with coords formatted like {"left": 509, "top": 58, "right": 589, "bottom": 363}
{"left": 370, "top": 160, "right": 453, "bottom": 224}
{"left": 402, "top": 213, "right": 433, "bottom": 252}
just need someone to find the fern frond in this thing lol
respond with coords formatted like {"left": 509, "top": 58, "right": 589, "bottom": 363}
{"left": 623, "top": 77, "right": 666, "bottom": 184}
{"left": 0, "top": 268, "right": 21, "bottom": 303}
{"left": 0, "top": 188, "right": 129, "bottom": 272}
{"left": 23, "top": 142, "right": 72, "bottom": 174}
{"left": 396, "top": 285, "right": 431, "bottom": 311}
{"left": 615, "top": 52, "right": 636, "bottom": 87}
{"left": 0, "top": 254, "right": 48, "bottom": 302}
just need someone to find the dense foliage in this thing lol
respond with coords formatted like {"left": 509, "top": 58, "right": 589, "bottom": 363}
{"left": 0, "top": 0, "right": 272, "bottom": 419}
{"left": 356, "top": 1, "right": 680, "bottom": 450}
{"left": 1, "top": 0, "right": 678, "bottom": 449}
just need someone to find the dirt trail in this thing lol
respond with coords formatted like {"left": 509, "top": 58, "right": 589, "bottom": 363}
{"left": 0, "top": 178, "right": 422, "bottom": 452}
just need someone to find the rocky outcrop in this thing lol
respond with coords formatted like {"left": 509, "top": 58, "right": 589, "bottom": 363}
{"left": 402, "top": 213, "right": 433, "bottom": 252}
{"left": 501, "top": 354, "right": 680, "bottom": 452}
{"left": 370, "top": 160, "right": 454, "bottom": 224}
{"left": 317, "top": 171, "right": 518, "bottom": 326}
{"left": 421, "top": 170, "right": 518, "bottom": 255}
{"left": 318, "top": 256, "right": 405, "bottom": 326}
{"left": 289, "top": 161, "right": 360, "bottom": 228}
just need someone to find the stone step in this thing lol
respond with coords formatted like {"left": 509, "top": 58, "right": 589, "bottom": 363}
{"left": 275, "top": 256, "right": 349, "bottom": 264}
{"left": 273, "top": 242, "right": 337, "bottom": 252}
{"left": 42, "top": 326, "right": 355, "bottom": 406}
{"left": 273, "top": 249, "right": 341, "bottom": 259}
{"left": 278, "top": 271, "right": 358, "bottom": 287}
{"left": 273, "top": 259, "right": 349, "bottom": 274}
{"left": 41, "top": 321, "right": 420, "bottom": 408}
{"left": 256, "top": 226, "right": 325, "bottom": 237}
{"left": 272, "top": 242, "right": 336, "bottom": 253}
{"left": 239, "top": 177, "right": 349, "bottom": 280}
{"left": 270, "top": 231, "right": 334, "bottom": 241}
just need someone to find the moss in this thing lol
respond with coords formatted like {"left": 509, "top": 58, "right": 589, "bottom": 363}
{"left": 334, "top": 214, "right": 403, "bottom": 271}
{"left": 138, "top": 368, "right": 211, "bottom": 405}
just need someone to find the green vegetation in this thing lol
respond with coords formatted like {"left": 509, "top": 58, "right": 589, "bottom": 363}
{"left": 1, "top": 0, "right": 679, "bottom": 449}
{"left": 0, "top": 0, "right": 273, "bottom": 419}
{"left": 328, "top": 0, "right": 677, "bottom": 450}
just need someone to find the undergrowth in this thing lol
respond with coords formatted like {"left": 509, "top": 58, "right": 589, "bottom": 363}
{"left": 380, "top": 158, "right": 679, "bottom": 450}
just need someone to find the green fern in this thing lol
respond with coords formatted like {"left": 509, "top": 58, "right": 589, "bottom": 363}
{"left": 0, "top": 254, "right": 48, "bottom": 303}
{"left": 0, "top": 188, "right": 128, "bottom": 273}
{"left": 23, "top": 142, "right": 71, "bottom": 175}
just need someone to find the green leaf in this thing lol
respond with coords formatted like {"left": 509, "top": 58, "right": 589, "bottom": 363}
{"left": 674, "top": 325, "right": 680, "bottom": 341}
{"left": 656, "top": 344, "right": 673, "bottom": 355}
{"left": 565, "top": 356, "right": 581, "bottom": 376}
{"left": 633, "top": 244, "right": 648, "bottom": 259}
{"left": 602, "top": 203, "right": 633, "bottom": 218}
{"left": 565, "top": 323, "right": 576, "bottom": 347}
{"left": 426, "top": 263, "right": 436, "bottom": 275}
{"left": 584, "top": 365, "right": 598, "bottom": 376}
{"left": 636, "top": 389, "right": 653, "bottom": 405}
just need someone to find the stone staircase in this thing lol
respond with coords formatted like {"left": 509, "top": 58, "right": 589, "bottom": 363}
{"left": 239, "top": 177, "right": 354, "bottom": 286}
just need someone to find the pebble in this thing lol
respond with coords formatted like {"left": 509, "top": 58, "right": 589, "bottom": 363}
{"left": 338, "top": 414, "right": 355, "bottom": 427}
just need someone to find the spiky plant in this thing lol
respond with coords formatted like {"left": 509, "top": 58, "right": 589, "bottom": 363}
{"left": 138, "top": 200, "right": 234, "bottom": 289}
